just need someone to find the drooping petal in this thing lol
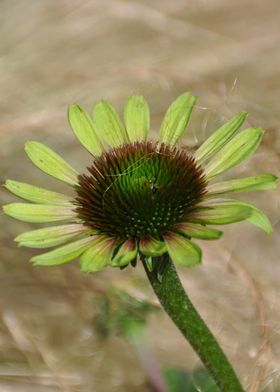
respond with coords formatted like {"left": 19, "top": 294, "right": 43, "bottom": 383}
{"left": 207, "top": 174, "right": 278, "bottom": 196}
{"left": 124, "top": 95, "right": 150, "bottom": 142}
{"left": 212, "top": 199, "right": 273, "bottom": 234}
{"left": 3, "top": 203, "right": 77, "bottom": 223}
{"left": 68, "top": 104, "right": 105, "bottom": 156}
{"left": 31, "top": 236, "right": 94, "bottom": 266}
{"left": 159, "top": 92, "right": 197, "bottom": 146}
{"left": 139, "top": 236, "right": 167, "bottom": 257}
{"left": 25, "top": 142, "right": 78, "bottom": 186}
{"left": 173, "top": 222, "right": 223, "bottom": 240}
{"left": 189, "top": 202, "right": 252, "bottom": 225}
{"left": 93, "top": 100, "right": 128, "bottom": 148}
{"left": 204, "top": 128, "right": 264, "bottom": 180}
{"left": 80, "top": 235, "right": 116, "bottom": 272}
{"left": 194, "top": 112, "right": 247, "bottom": 164}
{"left": 5, "top": 180, "right": 72, "bottom": 205}
{"left": 15, "top": 224, "right": 91, "bottom": 248}
{"left": 163, "top": 232, "right": 202, "bottom": 267}
{"left": 111, "top": 239, "right": 138, "bottom": 267}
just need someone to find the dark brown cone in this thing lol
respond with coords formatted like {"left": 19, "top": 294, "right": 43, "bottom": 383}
{"left": 74, "top": 141, "right": 207, "bottom": 240}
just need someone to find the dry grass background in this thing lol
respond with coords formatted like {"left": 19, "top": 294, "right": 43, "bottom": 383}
{"left": 0, "top": 1, "right": 280, "bottom": 391}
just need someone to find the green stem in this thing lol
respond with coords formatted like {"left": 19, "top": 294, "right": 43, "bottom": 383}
{"left": 142, "top": 254, "right": 244, "bottom": 392}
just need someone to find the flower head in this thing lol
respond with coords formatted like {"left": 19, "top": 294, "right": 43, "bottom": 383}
{"left": 3, "top": 93, "right": 277, "bottom": 271}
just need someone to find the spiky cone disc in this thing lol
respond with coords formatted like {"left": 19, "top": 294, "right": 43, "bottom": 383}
{"left": 74, "top": 141, "right": 207, "bottom": 241}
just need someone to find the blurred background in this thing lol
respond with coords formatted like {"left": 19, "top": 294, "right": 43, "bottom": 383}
{"left": 0, "top": 1, "right": 279, "bottom": 391}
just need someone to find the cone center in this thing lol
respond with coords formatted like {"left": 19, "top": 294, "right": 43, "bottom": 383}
{"left": 74, "top": 142, "right": 206, "bottom": 239}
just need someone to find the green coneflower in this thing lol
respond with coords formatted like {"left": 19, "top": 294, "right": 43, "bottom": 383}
{"left": 3, "top": 93, "right": 277, "bottom": 272}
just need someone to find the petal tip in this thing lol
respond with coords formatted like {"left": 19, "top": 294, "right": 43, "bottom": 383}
{"left": 2, "top": 204, "right": 9, "bottom": 214}
{"left": 68, "top": 103, "right": 84, "bottom": 117}
{"left": 30, "top": 256, "right": 39, "bottom": 265}
{"left": 14, "top": 235, "right": 21, "bottom": 243}
{"left": 239, "top": 111, "right": 248, "bottom": 119}
{"left": 24, "top": 140, "right": 37, "bottom": 150}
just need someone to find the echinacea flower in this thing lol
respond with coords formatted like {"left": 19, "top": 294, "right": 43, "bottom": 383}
{"left": 3, "top": 93, "right": 277, "bottom": 272}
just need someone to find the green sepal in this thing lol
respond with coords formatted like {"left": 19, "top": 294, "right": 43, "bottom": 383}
{"left": 190, "top": 202, "right": 252, "bottom": 225}
{"left": 68, "top": 104, "right": 104, "bottom": 156}
{"left": 25, "top": 141, "right": 78, "bottom": 186}
{"left": 93, "top": 100, "right": 128, "bottom": 148}
{"left": 194, "top": 112, "right": 247, "bottom": 163}
{"left": 3, "top": 203, "right": 76, "bottom": 223}
{"left": 111, "top": 239, "right": 138, "bottom": 267}
{"left": 159, "top": 92, "right": 197, "bottom": 146}
{"left": 174, "top": 222, "right": 223, "bottom": 240}
{"left": 144, "top": 256, "right": 154, "bottom": 272}
{"left": 124, "top": 95, "right": 150, "bottom": 142}
{"left": 5, "top": 180, "right": 72, "bottom": 205}
{"left": 204, "top": 128, "right": 264, "bottom": 180}
{"left": 139, "top": 236, "right": 167, "bottom": 257}
{"left": 207, "top": 174, "right": 278, "bottom": 196}
{"left": 163, "top": 232, "right": 202, "bottom": 267}
{"left": 31, "top": 237, "right": 94, "bottom": 266}
{"left": 80, "top": 236, "right": 116, "bottom": 272}
{"left": 15, "top": 224, "right": 90, "bottom": 248}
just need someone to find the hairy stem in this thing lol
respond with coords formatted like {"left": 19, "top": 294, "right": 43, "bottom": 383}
{"left": 142, "top": 254, "right": 244, "bottom": 392}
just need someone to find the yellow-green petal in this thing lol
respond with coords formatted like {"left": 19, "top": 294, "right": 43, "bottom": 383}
{"left": 217, "top": 199, "right": 273, "bottom": 234}
{"left": 194, "top": 112, "right": 247, "bottom": 163}
{"left": 207, "top": 174, "right": 278, "bottom": 196}
{"left": 163, "top": 232, "right": 202, "bottom": 267}
{"left": 93, "top": 100, "right": 128, "bottom": 148}
{"left": 15, "top": 224, "right": 91, "bottom": 248}
{"left": 174, "top": 222, "right": 223, "bottom": 240}
{"left": 80, "top": 235, "right": 116, "bottom": 272}
{"left": 124, "top": 95, "right": 150, "bottom": 142}
{"left": 190, "top": 203, "right": 252, "bottom": 225}
{"left": 3, "top": 203, "right": 76, "bottom": 223}
{"left": 139, "top": 236, "right": 167, "bottom": 257}
{"left": 31, "top": 237, "right": 94, "bottom": 266}
{"left": 159, "top": 92, "right": 197, "bottom": 146}
{"left": 111, "top": 239, "right": 138, "bottom": 267}
{"left": 204, "top": 128, "right": 264, "bottom": 180}
{"left": 68, "top": 104, "right": 104, "bottom": 156}
{"left": 5, "top": 180, "right": 72, "bottom": 205}
{"left": 25, "top": 141, "right": 78, "bottom": 186}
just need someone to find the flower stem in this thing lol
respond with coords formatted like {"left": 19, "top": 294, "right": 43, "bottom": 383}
{"left": 142, "top": 254, "right": 244, "bottom": 392}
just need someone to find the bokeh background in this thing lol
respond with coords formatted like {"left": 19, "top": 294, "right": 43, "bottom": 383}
{"left": 0, "top": 1, "right": 279, "bottom": 391}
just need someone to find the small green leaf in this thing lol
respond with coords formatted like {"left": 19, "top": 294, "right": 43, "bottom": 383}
{"left": 204, "top": 128, "right": 264, "bottom": 180}
{"left": 163, "top": 232, "right": 202, "bottom": 267}
{"left": 93, "top": 100, "right": 128, "bottom": 148}
{"left": 174, "top": 222, "right": 223, "bottom": 240}
{"left": 80, "top": 236, "right": 116, "bottom": 272}
{"left": 68, "top": 104, "right": 104, "bottom": 156}
{"left": 3, "top": 203, "right": 76, "bottom": 223}
{"left": 190, "top": 202, "right": 252, "bottom": 225}
{"left": 5, "top": 180, "right": 72, "bottom": 205}
{"left": 111, "top": 239, "right": 138, "bottom": 267}
{"left": 31, "top": 236, "right": 94, "bottom": 266}
{"left": 124, "top": 95, "right": 150, "bottom": 142}
{"left": 15, "top": 224, "right": 90, "bottom": 248}
{"left": 207, "top": 174, "right": 278, "bottom": 196}
{"left": 25, "top": 141, "right": 78, "bottom": 186}
{"left": 159, "top": 92, "right": 197, "bottom": 146}
{"left": 194, "top": 112, "right": 247, "bottom": 163}
{"left": 139, "top": 236, "right": 167, "bottom": 257}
